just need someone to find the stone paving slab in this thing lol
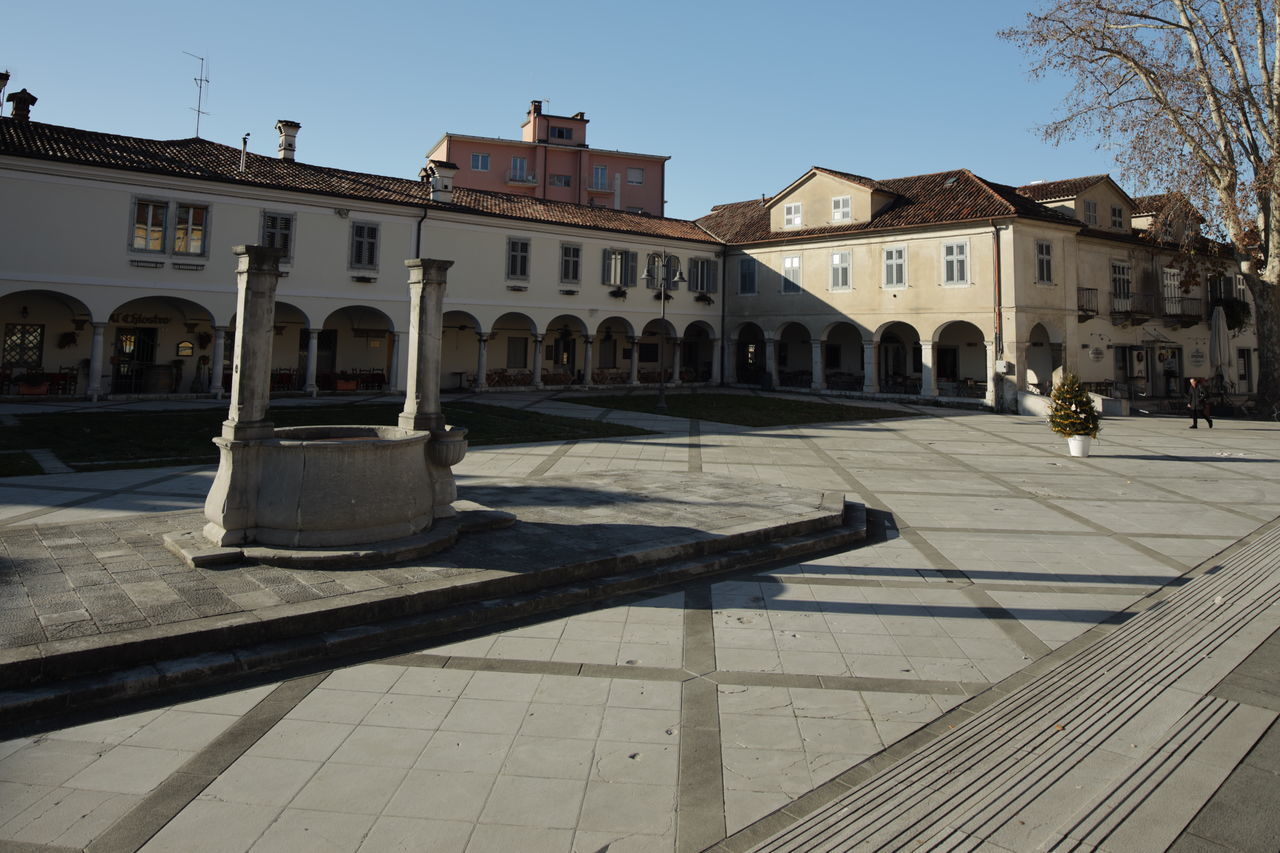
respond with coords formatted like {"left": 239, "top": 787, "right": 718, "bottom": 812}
{"left": 0, "top": 472, "right": 862, "bottom": 721}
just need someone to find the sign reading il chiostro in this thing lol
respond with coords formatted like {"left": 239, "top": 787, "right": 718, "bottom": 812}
{"left": 108, "top": 313, "right": 171, "bottom": 325}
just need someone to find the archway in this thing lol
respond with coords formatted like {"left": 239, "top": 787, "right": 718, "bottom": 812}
{"left": 776, "top": 322, "right": 813, "bottom": 388}
{"left": 733, "top": 322, "right": 766, "bottom": 386}
{"left": 442, "top": 311, "right": 482, "bottom": 391}
{"left": 877, "top": 321, "right": 922, "bottom": 394}
{"left": 486, "top": 312, "right": 539, "bottom": 388}
{"left": 546, "top": 314, "right": 589, "bottom": 385}
{"left": 822, "top": 321, "right": 865, "bottom": 390}
{"left": 593, "top": 317, "right": 635, "bottom": 384}
{"left": 318, "top": 305, "right": 395, "bottom": 392}
{"left": 1026, "top": 323, "right": 1056, "bottom": 394}
{"left": 107, "top": 295, "right": 218, "bottom": 395}
{"left": 679, "top": 321, "right": 716, "bottom": 383}
{"left": 934, "top": 320, "right": 987, "bottom": 398}
{"left": 0, "top": 290, "right": 95, "bottom": 395}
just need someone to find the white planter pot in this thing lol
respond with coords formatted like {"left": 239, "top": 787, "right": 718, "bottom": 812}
{"left": 1066, "top": 435, "right": 1092, "bottom": 457}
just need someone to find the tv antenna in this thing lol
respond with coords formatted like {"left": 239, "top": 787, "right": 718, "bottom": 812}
{"left": 184, "top": 51, "right": 210, "bottom": 137}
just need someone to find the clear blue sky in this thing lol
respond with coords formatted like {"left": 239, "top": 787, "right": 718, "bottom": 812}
{"left": 4, "top": 0, "right": 1113, "bottom": 220}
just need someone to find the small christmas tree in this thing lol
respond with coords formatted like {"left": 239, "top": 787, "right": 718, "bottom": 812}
{"left": 1047, "top": 372, "right": 1101, "bottom": 438}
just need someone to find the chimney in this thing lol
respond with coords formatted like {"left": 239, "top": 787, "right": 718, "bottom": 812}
{"left": 6, "top": 88, "right": 37, "bottom": 122}
{"left": 275, "top": 119, "right": 301, "bottom": 160}
{"left": 422, "top": 159, "right": 458, "bottom": 203}
{"left": 530, "top": 100, "right": 542, "bottom": 116}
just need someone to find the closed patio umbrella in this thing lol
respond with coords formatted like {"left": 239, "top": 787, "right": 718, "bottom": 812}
{"left": 1209, "top": 304, "right": 1232, "bottom": 390}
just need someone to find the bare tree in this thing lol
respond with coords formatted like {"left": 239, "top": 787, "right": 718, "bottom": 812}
{"left": 1002, "top": 0, "right": 1279, "bottom": 405}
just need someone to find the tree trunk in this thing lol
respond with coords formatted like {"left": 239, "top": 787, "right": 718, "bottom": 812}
{"left": 1254, "top": 282, "right": 1280, "bottom": 409}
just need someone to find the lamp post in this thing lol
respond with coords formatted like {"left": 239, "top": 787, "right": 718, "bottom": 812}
{"left": 642, "top": 251, "right": 686, "bottom": 413}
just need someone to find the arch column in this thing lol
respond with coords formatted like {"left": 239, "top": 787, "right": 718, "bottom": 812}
{"left": 87, "top": 322, "right": 107, "bottom": 401}
{"left": 389, "top": 331, "right": 406, "bottom": 394}
{"left": 920, "top": 341, "right": 938, "bottom": 397}
{"left": 303, "top": 328, "right": 321, "bottom": 397}
{"left": 810, "top": 339, "right": 825, "bottom": 390}
{"left": 1013, "top": 341, "right": 1030, "bottom": 393}
{"left": 671, "top": 337, "right": 683, "bottom": 386}
{"left": 582, "top": 335, "right": 594, "bottom": 385}
{"left": 532, "top": 334, "right": 544, "bottom": 387}
{"left": 984, "top": 340, "right": 997, "bottom": 408}
{"left": 212, "top": 325, "right": 229, "bottom": 400}
{"left": 724, "top": 336, "right": 737, "bottom": 384}
{"left": 628, "top": 337, "right": 640, "bottom": 385}
{"left": 765, "top": 338, "right": 778, "bottom": 388}
{"left": 710, "top": 337, "right": 722, "bottom": 385}
{"left": 474, "top": 334, "right": 489, "bottom": 391}
{"left": 862, "top": 342, "right": 879, "bottom": 394}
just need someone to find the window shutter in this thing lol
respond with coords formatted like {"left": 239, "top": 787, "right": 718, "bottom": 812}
{"left": 625, "top": 251, "right": 637, "bottom": 287}
{"left": 602, "top": 249, "right": 612, "bottom": 285}
{"left": 708, "top": 260, "right": 719, "bottom": 293}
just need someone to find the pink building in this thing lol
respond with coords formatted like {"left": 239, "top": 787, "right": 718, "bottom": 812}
{"left": 427, "top": 101, "right": 668, "bottom": 215}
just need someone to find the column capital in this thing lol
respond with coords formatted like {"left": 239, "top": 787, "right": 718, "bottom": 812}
{"left": 232, "top": 245, "right": 286, "bottom": 273}
{"left": 405, "top": 258, "right": 454, "bottom": 285}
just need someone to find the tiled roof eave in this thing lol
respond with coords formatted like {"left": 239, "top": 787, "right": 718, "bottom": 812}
{"left": 720, "top": 211, "right": 1075, "bottom": 248}
{"left": 433, "top": 201, "right": 720, "bottom": 245}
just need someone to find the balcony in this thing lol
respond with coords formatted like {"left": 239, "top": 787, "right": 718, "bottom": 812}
{"left": 1162, "top": 296, "right": 1204, "bottom": 328}
{"left": 1110, "top": 292, "right": 1156, "bottom": 326}
{"left": 1077, "top": 288, "right": 1098, "bottom": 322}
{"left": 506, "top": 171, "right": 537, "bottom": 186}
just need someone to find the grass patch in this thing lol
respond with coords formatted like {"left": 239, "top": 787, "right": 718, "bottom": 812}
{"left": 570, "top": 392, "right": 911, "bottom": 427}
{"left": 0, "top": 401, "right": 651, "bottom": 474}
{"left": 0, "top": 452, "right": 45, "bottom": 477}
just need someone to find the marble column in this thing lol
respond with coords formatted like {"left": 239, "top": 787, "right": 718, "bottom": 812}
{"left": 920, "top": 341, "right": 937, "bottom": 397}
{"left": 399, "top": 258, "right": 452, "bottom": 431}
{"left": 87, "top": 322, "right": 106, "bottom": 401}
{"left": 532, "top": 334, "right": 544, "bottom": 387}
{"left": 984, "top": 340, "right": 997, "bottom": 408}
{"left": 303, "top": 328, "right": 320, "bottom": 397}
{"left": 765, "top": 338, "right": 778, "bottom": 388}
{"left": 474, "top": 334, "right": 489, "bottom": 390}
{"left": 628, "top": 337, "right": 640, "bottom": 385}
{"left": 222, "top": 246, "right": 284, "bottom": 441}
{"left": 671, "top": 337, "right": 683, "bottom": 386}
{"left": 390, "top": 331, "right": 406, "bottom": 394}
{"left": 810, "top": 339, "right": 825, "bottom": 390}
{"left": 582, "top": 335, "right": 594, "bottom": 385}
{"left": 710, "top": 337, "right": 722, "bottom": 385}
{"left": 862, "top": 342, "right": 879, "bottom": 394}
{"left": 211, "top": 326, "right": 228, "bottom": 400}
{"left": 724, "top": 337, "right": 737, "bottom": 384}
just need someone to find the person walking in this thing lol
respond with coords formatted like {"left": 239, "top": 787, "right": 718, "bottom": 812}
{"left": 1189, "top": 377, "right": 1213, "bottom": 429}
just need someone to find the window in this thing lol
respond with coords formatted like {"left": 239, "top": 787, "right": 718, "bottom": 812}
{"left": 782, "top": 256, "right": 802, "bottom": 293}
{"left": 1111, "top": 261, "right": 1132, "bottom": 299}
{"left": 510, "top": 156, "right": 528, "bottom": 181}
{"left": 506, "top": 238, "right": 530, "bottom": 279}
{"left": 261, "top": 212, "right": 294, "bottom": 258}
{"left": 550, "top": 126, "right": 574, "bottom": 141}
{"left": 174, "top": 204, "right": 208, "bottom": 255}
{"left": 830, "top": 252, "right": 850, "bottom": 291}
{"left": 1035, "top": 241, "right": 1053, "bottom": 283}
{"left": 832, "top": 197, "right": 851, "bottom": 222}
{"left": 550, "top": 174, "right": 572, "bottom": 187}
{"left": 601, "top": 249, "right": 638, "bottom": 287}
{"left": 1111, "top": 205, "right": 1124, "bottom": 229}
{"left": 471, "top": 152, "right": 490, "bottom": 171}
{"left": 560, "top": 244, "right": 581, "bottom": 284}
{"left": 2, "top": 323, "right": 43, "bottom": 367}
{"left": 592, "top": 165, "right": 609, "bottom": 190}
{"left": 645, "top": 254, "right": 681, "bottom": 290}
{"left": 350, "top": 222, "right": 378, "bottom": 269}
{"left": 506, "top": 337, "right": 528, "bottom": 369}
{"left": 1083, "top": 199, "right": 1098, "bottom": 226}
{"left": 1208, "top": 272, "right": 1230, "bottom": 302}
{"left": 942, "top": 242, "right": 968, "bottom": 285}
{"left": 1236, "top": 274, "right": 1249, "bottom": 300}
{"left": 132, "top": 200, "right": 167, "bottom": 252}
{"left": 883, "top": 246, "right": 906, "bottom": 288}
{"left": 626, "top": 167, "right": 645, "bottom": 185}
{"left": 784, "top": 203, "right": 802, "bottom": 227}
{"left": 738, "top": 258, "right": 757, "bottom": 294}
{"left": 688, "top": 258, "right": 719, "bottom": 293}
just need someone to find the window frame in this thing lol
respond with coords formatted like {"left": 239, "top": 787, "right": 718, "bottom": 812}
{"left": 602, "top": 248, "right": 638, "bottom": 287}
{"left": 1110, "top": 260, "right": 1132, "bottom": 298}
{"left": 832, "top": 196, "right": 851, "bottom": 222}
{"left": 549, "top": 126, "right": 574, "bottom": 141}
{"left": 470, "top": 152, "right": 490, "bottom": 171}
{"left": 549, "top": 174, "right": 572, "bottom": 188}
{"left": 261, "top": 211, "right": 295, "bottom": 261}
{"left": 1035, "top": 240, "right": 1054, "bottom": 284}
{"left": 626, "top": 167, "right": 645, "bottom": 185}
{"left": 784, "top": 203, "right": 802, "bottom": 228}
{"left": 2, "top": 323, "right": 44, "bottom": 368}
{"left": 941, "top": 241, "right": 968, "bottom": 286}
{"left": 560, "top": 243, "right": 582, "bottom": 285}
{"left": 510, "top": 156, "right": 528, "bottom": 181}
{"left": 173, "top": 202, "right": 209, "bottom": 257}
{"left": 688, "top": 257, "right": 719, "bottom": 293}
{"left": 592, "top": 164, "right": 609, "bottom": 190}
{"left": 782, "top": 255, "right": 803, "bottom": 294}
{"left": 1083, "top": 199, "right": 1098, "bottom": 226}
{"left": 130, "top": 198, "right": 168, "bottom": 253}
{"left": 883, "top": 246, "right": 907, "bottom": 289}
{"left": 1111, "top": 205, "right": 1124, "bottom": 229}
{"left": 506, "top": 237, "right": 531, "bottom": 280}
{"left": 738, "top": 257, "right": 757, "bottom": 295}
{"left": 829, "top": 251, "right": 851, "bottom": 291}
{"left": 349, "top": 221, "right": 379, "bottom": 270}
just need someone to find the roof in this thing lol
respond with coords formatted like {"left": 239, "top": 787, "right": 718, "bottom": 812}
{"left": 1016, "top": 175, "right": 1110, "bottom": 202}
{"left": 0, "top": 118, "right": 710, "bottom": 243}
{"left": 697, "top": 169, "right": 1080, "bottom": 244}
{"left": 810, "top": 166, "right": 895, "bottom": 193}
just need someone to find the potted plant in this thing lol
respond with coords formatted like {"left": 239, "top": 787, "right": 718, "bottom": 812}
{"left": 16, "top": 370, "right": 49, "bottom": 395}
{"left": 334, "top": 372, "right": 359, "bottom": 392}
{"left": 1048, "top": 372, "right": 1101, "bottom": 457}
{"left": 608, "top": 287, "right": 627, "bottom": 300}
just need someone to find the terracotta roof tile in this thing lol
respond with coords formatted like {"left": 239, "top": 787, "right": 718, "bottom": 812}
{"left": 1016, "top": 174, "right": 1109, "bottom": 202}
{"left": 697, "top": 169, "right": 1079, "bottom": 244}
{"left": 0, "top": 119, "right": 715, "bottom": 244}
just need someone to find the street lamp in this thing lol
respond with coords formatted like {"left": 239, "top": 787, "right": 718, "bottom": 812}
{"left": 641, "top": 251, "right": 686, "bottom": 413}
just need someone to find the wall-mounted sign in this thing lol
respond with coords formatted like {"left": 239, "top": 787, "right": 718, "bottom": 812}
{"left": 109, "top": 313, "right": 171, "bottom": 325}
{"left": 1189, "top": 348, "right": 1206, "bottom": 368}
{"left": 1088, "top": 346, "right": 1105, "bottom": 362}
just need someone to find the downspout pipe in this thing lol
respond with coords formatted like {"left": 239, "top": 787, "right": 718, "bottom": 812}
{"left": 414, "top": 205, "right": 429, "bottom": 257}
{"left": 991, "top": 219, "right": 1005, "bottom": 412}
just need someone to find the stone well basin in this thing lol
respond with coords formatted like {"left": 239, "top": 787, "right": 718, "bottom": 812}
{"left": 203, "top": 424, "right": 467, "bottom": 548}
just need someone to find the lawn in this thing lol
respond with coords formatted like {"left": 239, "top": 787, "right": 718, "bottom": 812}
{"left": 0, "top": 401, "right": 652, "bottom": 473}
{"left": 569, "top": 392, "right": 911, "bottom": 427}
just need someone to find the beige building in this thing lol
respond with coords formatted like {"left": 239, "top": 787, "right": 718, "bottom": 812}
{"left": 0, "top": 92, "right": 1255, "bottom": 414}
